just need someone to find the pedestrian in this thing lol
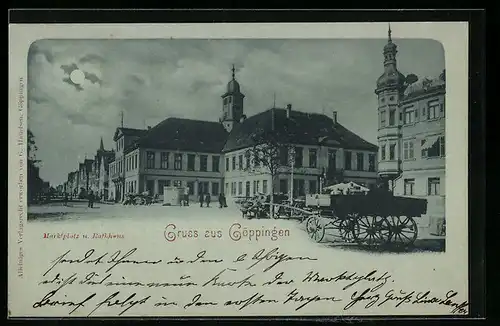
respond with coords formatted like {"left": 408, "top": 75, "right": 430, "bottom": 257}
{"left": 199, "top": 192, "right": 204, "bottom": 207}
{"left": 222, "top": 193, "right": 228, "bottom": 207}
{"left": 218, "top": 193, "right": 224, "bottom": 208}
{"left": 88, "top": 190, "right": 94, "bottom": 208}
{"left": 63, "top": 193, "right": 68, "bottom": 206}
{"left": 205, "top": 192, "right": 211, "bottom": 208}
{"left": 184, "top": 186, "right": 190, "bottom": 206}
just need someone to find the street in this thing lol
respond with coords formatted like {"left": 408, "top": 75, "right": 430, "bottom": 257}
{"left": 27, "top": 201, "right": 444, "bottom": 253}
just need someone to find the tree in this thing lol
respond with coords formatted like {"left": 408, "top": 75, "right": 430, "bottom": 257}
{"left": 27, "top": 129, "right": 43, "bottom": 203}
{"left": 405, "top": 73, "right": 419, "bottom": 85}
{"left": 243, "top": 125, "right": 295, "bottom": 217}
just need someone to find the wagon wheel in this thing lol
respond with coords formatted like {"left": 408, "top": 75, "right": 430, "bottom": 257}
{"left": 306, "top": 215, "right": 325, "bottom": 243}
{"left": 386, "top": 215, "right": 418, "bottom": 246}
{"left": 353, "top": 215, "right": 392, "bottom": 247}
{"left": 339, "top": 214, "right": 358, "bottom": 243}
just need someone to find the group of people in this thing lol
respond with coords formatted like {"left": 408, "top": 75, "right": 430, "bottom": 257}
{"left": 181, "top": 187, "right": 228, "bottom": 208}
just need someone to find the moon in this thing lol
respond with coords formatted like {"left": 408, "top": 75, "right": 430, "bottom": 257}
{"left": 69, "top": 69, "right": 85, "bottom": 85}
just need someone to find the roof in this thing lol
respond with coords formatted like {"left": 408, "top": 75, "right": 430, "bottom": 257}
{"left": 402, "top": 75, "right": 445, "bottom": 100}
{"left": 223, "top": 108, "right": 377, "bottom": 152}
{"left": 136, "top": 117, "right": 228, "bottom": 153}
{"left": 113, "top": 127, "right": 147, "bottom": 141}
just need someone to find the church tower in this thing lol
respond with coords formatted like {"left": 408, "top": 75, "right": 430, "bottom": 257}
{"left": 375, "top": 25, "right": 406, "bottom": 188}
{"left": 220, "top": 64, "right": 245, "bottom": 132}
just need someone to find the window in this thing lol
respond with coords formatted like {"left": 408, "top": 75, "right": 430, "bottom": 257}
{"left": 200, "top": 155, "right": 208, "bottom": 172}
{"left": 232, "top": 156, "right": 236, "bottom": 170}
{"left": 389, "top": 109, "right": 396, "bottom": 126}
{"left": 428, "top": 178, "right": 440, "bottom": 196}
{"left": 238, "top": 182, "right": 242, "bottom": 195}
{"left": 245, "top": 181, "right": 251, "bottom": 197}
{"left": 238, "top": 155, "right": 243, "bottom": 170}
{"left": 211, "top": 182, "right": 219, "bottom": 196}
{"left": 403, "top": 140, "right": 415, "bottom": 160}
{"left": 328, "top": 149, "right": 337, "bottom": 170}
{"left": 279, "top": 147, "right": 288, "bottom": 166}
{"left": 160, "top": 152, "right": 169, "bottom": 169}
{"left": 187, "top": 182, "right": 194, "bottom": 195}
{"left": 295, "top": 147, "right": 303, "bottom": 168}
{"left": 389, "top": 144, "right": 396, "bottom": 160}
{"left": 212, "top": 156, "right": 220, "bottom": 172}
{"left": 428, "top": 100, "right": 440, "bottom": 119}
{"left": 146, "top": 151, "right": 155, "bottom": 169}
{"left": 399, "top": 112, "right": 403, "bottom": 122}
{"left": 253, "top": 181, "right": 257, "bottom": 195}
{"left": 231, "top": 182, "right": 236, "bottom": 196}
{"left": 225, "top": 157, "right": 230, "bottom": 171}
{"left": 309, "top": 180, "right": 317, "bottom": 194}
{"left": 225, "top": 183, "right": 229, "bottom": 194}
{"left": 279, "top": 179, "right": 288, "bottom": 194}
{"left": 198, "top": 182, "right": 209, "bottom": 195}
{"left": 256, "top": 180, "right": 260, "bottom": 194}
{"left": 404, "top": 108, "right": 415, "bottom": 124}
{"left": 166, "top": 180, "right": 171, "bottom": 187}
{"left": 380, "top": 110, "right": 386, "bottom": 127}
{"left": 356, "top": 153, "right": 364, "bottom": 171}
{"left": 263, "top": 180, "right": 268, "bottom": 194}
{"left": 344, "top": 151, "right": 352, "bottom": 170}
{"left": 309, "top": 149, "right": 318, "bottom": 168}
{"left": 368, "top": 154, "right": 376, "bottom": 172}
{"left": 245, "top": 152, "right": 251, "bottom": 169}
{"left": 404, "top": 179, "right": 415, "bottom": 195}
{"left": 174, "top": 154, "right": 182, "bottom": 170}
{"left": 187, "top": 154, "right": 195, "bottom": 171}
{"left": 254, "top": 152, "right": 260, "bottom": 167}
{"left": 146, "top": 180, "right": 155, "bottom": 194}
{"left": 173, "top": 180, "right": 182, "bottom": 187}
{"left": 423, "top": 136, "right": 445, "bottom": 158}
{"left": 158, "top": 180, "right": 167, "bottom": 195}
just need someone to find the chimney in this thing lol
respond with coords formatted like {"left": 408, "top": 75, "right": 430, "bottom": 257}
{"left": 147, "top": 126, "right": 151, "bottom": 130}
{"left": 286, "top": 104, "right": 292, "bottom": 118}
{"left": 332, "top": 111, "right": 338, "bottom": 124}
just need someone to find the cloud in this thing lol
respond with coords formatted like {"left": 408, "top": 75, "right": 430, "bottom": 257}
{"left": 79, "top": 53, "right": 106, "bottom": 64}
{"left": 27, "top": 38, "right": 445, "bottom": 185}
{"left": 60, "top": 63, "right": 79, "bottom": 75}
{"left": 84, "top": 71, "right": 102, "bottom": 85}
{"left": 62, "top": 76, "right": 84, "bottom": 91}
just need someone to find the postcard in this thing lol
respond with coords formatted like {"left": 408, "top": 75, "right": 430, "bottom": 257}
{"left": 8, "top": 22, "right": 469, "bottom": 317}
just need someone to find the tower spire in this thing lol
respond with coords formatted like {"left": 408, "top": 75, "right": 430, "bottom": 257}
{"left": 120, "top": 111, "right": 124, "bottom": 128}
{"left": 99, "top": 136, "right": 104, "bottom": 150}
{"left": 388, "top": 23, "right": 392, "bottom": 42}
{"left": 273, "top": 92, "right": 276, "bottom": 108}
{"left": 231, "top": 64, "right": 235, "bottom": 80}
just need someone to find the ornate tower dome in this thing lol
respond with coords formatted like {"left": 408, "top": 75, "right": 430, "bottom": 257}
{"left": 226, "top": 65, "right": 241, "bottom": 93}
{"left": 376, "top": 24, "right": 405, "bottom": 91}
{"left": 220, "top": 64, "right": 245, "bottom": 132}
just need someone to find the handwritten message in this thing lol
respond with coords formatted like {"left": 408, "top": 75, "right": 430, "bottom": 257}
{"left": 30, "top": 246, "right": 468, "bottom": 316}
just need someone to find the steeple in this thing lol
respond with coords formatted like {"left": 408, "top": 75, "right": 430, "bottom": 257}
{"left": 376, "top": 23, "right": 405, "bottom": 92}
{"left": 388, "top": 22, "right": 392, "bottom": 42}
{"left": 99, "top": 136, "right": 104, "bottom": 151}
{"left": 220, "top": 64, "right": 245, "bottom": 132}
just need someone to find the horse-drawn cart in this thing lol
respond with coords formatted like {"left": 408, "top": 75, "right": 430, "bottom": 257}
{"left": 305, "top": 192, "right": 427, "bottom": 248}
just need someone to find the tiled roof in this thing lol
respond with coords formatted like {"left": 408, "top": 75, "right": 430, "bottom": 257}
{"left": 402, "top": 75, "right": 445, "bottom": 100}
{"left": 113, "top": 127, "right": 147, "bottom": 141}
{"left": 223, "top": 108, "right": 377, "bottom": 152}
{"left": 137, "top": 117, "right": 228, "bottom": 153}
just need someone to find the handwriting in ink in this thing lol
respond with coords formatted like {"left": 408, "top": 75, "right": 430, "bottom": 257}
{"left": 283, "top": 288, "right": 342, "bottom": 311}
{"left": 33, "top": 273, "right": 97, "bottom": 315}
{"left": 153, "top": 297, "right": 178, "bottom": 307}
{"left": 262, "top": 272, "right": 294, "bottom": 286}
{"left": 302, "top": 270, "right": 391, "bottom": 291}
{"left": 183, "top": 294, "right": 218, "bottom": 309}
{"left": 87, "top": 291, "right": 151, "bottom": 316}
{"left": 243, "top": 248, "right": 317, "bottom": 272}
{"left": 412, "top": 290, "right": 468, "bottom": 314}
{"left": 202, "top": 268, "right": 256, "bottom": 288}
{"left": 224, "top": 293, "right": 279, "bottom": 311}
{"left": 79, "top": 272, "right": 112, "bottom": 286}
{"left": 104, "top": 275, "right": 197, "bottom": 288}
{"left": 343, "top": 287, "right": 381, "bottom": 310}
{"left": 164, "top": 250, "right": 223, "bottom": 265}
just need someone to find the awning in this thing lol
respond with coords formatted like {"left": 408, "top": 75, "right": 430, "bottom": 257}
{"left": 421, "top": 135, "right": 440, "bottom": 150}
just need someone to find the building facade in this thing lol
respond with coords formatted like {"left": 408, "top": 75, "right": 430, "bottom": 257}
{"left": 376, "top": 27, "right": 446, "bottom": 221}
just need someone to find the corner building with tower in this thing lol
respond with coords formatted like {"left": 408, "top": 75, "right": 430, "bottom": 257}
{"left": 376, "top": 27, "right": 446, "bottom": 222}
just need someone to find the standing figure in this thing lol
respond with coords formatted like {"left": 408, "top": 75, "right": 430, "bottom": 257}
{"left": 199, "top": 192, "right": 204, "bottom": 207}
{"left": 205, "top": 192, "right": 211, "bottom": 207}
{"left": 184, "top": 187, "right": 190, "bottom": 206}
{"left": 222, "top": 193, "right": 228, "bottom": 207}
{"left": 63, "top": 193, "right": 68, "bottom": 206}
{"left": 218, "top": 193, "right": 224, "bottom": 208}
{"left": 88, "top": 190, "right": 94, "bottom": 208}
